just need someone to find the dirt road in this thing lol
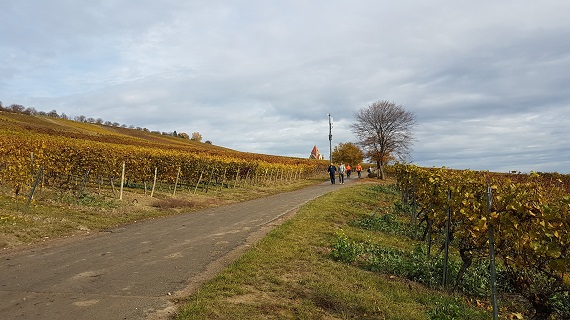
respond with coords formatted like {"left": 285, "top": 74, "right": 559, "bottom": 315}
{"left": 0, "top": 179, "right": 353, "bottom": 319}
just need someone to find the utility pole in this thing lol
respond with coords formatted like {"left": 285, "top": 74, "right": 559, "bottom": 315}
{"left": 328, "top": 114, "right": 333, "bottom": 163}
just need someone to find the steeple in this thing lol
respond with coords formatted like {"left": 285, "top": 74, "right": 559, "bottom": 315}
{"left": 309, "top": 145, "right": 324, "bottom": 160}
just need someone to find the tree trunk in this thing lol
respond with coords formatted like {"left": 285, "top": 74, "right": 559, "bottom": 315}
{"left": 377, "top": 160, "right": 386, "bottom": 179}
{"left": 453, "top": 248, "right": 473, "bottom": 292}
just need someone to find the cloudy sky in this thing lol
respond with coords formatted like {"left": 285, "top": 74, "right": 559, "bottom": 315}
{"left": 2, "top": 1, "right": 569, "bottom": 173}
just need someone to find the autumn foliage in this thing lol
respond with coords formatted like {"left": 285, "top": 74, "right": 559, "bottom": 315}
{"left": 0, "top": 111, "right": 328, "bottom": 196}
{"left": 394, "top": 163, "right": 570, "bottom": 319}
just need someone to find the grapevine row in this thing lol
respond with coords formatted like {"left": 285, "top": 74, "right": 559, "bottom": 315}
{"left": 0, "top": 132, "right": 328, "bottom": 196}
{"left": 393, "top": 163, "right": 569, "bottom": 317}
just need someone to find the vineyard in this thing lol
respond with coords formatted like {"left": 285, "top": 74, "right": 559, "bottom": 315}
{"left": 0, "top": 111, "right": 329, "bottom": 250}
{"left": 0, "top": 111, "right": 328, "bottom": 207}
{"left": 4, "top": 110, "right": 570, "bottom": 317}
{"left": 392, "top": 163, "right": 570, "bottom": 319}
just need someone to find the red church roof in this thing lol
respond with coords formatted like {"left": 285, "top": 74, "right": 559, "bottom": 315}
{"left": 309, "top": 145, "right": 324, "bottom": 159}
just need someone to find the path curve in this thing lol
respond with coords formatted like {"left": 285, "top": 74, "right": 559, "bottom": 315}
{"left": 0, "top": 178, "right": 354, "bottom": 319}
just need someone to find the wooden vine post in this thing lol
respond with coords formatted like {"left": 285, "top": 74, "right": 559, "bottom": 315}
{"left": 173, "top": 166, "right": 181, "bottom": 196}
{"left": 427, "top": 184, "right": 437, "bottom": 258}
{"left": 193, "top": 171, "right": 203, "bottom": 194}
{"left": 150, "top": 167, "right": 157, "bottom": 197}
{"left": 119, "top": 161, "right": 125, "bottom": 200}
{"left": 442, "top": 189, "right": 452, "bottom": 288}
{"left": 487, "top": 185, "right": 499, "bottom": 320}
{"left": 233, "top": 170, "right": 240, "bottom": 188}
{"left": 77, "top": 167, "right": 91, "bottom": 199}
{"left": 26, "top": 166, "right": 43, "bottom": 210}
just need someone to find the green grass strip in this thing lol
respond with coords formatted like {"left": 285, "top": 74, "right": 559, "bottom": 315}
{"left": 176, "top": 182, "right": 489, "bottom": 319}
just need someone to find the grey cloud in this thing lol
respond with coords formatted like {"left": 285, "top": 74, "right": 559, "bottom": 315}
{"left": 2, "top": 1, "right": 569, "bottom": 173}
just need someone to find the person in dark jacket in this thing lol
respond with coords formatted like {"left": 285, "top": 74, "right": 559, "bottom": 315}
{"left": 327, "top": 163, "right": 337, "bottom": 184}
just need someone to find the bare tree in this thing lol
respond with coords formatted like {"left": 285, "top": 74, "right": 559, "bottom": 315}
{"left": 23, "top": 107, "right": 34, "bottom": 115}
{"left": 9, "top": 104, "right": 25, "bottom": 113}
{"left": 47, "top": 109, "right": 59, "bottom": 118}
{"left": 351, "top": 100, "right": 416, "bottom": 179}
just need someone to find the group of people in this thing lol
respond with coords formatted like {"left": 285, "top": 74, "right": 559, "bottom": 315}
{"left": 327, "top": 163, "right": 363, "bottom": 184}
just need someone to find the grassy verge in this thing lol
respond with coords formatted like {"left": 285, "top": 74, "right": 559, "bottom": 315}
{"left": 0, "top": 176, "right": 326, "bottom": 250}
{"left": 175, "top": 180, "right": 490, "bottom": 319}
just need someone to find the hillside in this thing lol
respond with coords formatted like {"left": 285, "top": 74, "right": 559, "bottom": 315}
{"left": 2, "top": 110, "right": 252, "bottom": 158}
{"left": 0, "top": 109, "right": 328, "bottom": 199}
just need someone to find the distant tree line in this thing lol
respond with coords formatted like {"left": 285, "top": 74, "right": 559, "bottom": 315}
{"left": 0, "top": 100, "right": 209, "bottom": 143}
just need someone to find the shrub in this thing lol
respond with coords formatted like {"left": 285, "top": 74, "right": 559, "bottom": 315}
{"left": 330, "top": 230, "right": 362, "bottom": 263}
{"left": 333, "top": 238, "right": 510, "bottom": 298}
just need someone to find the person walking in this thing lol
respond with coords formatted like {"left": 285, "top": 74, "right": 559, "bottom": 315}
{"left": 327, "top": 163, "right": 337, "bottom": 184}
{"left": 356, "top": 164, "right": 362, "bottom": 178}
{"left": 338, "top": 163, "right": 346, "bottom": 184}
{"left": 346, "top": 164, "right": 352, "bottom": 178}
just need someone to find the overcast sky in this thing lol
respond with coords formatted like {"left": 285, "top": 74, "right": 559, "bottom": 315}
{"left": 2, "top": 1, "right": 569, "bottom": 173}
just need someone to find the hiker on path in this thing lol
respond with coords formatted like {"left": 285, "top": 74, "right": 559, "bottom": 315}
{"left": 327, "top": 163, "right": 337, "bottom": 184}
{"left": 338, "top": 163, "right": 346, "bottom": 184}
{"left": 346, "top": 164, "right": 352, "bottom": 178}
{"left": 356, "top": 164, "right": 362, "bottom": 178}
